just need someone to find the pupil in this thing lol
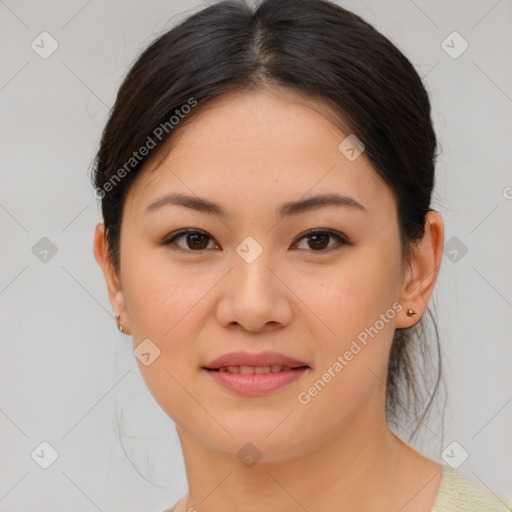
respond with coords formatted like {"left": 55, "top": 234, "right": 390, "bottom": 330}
{"left": 310, "top": 233, "right": 328, "bottom": 250}
{"left": 189, "top": 234, "right": 207, "bottom": 250}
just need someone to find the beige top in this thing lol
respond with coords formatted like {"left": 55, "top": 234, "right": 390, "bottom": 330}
{"left": 430, "top": 465, "right": 512, "bottom": 511}
{"left": 162, "top": 464, "right": 512, "bottom": 512}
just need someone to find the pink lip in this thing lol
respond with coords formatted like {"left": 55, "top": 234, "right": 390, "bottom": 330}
{"left": 202, "top": 351, "right": 310, "bottom": 397}
{"left": 203, "top": 350, "right": 308, "bottom": 369}
{"left": 204, "top": 367, "right": 309, "bottom": 396}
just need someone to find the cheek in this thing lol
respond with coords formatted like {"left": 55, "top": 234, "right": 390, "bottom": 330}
{"left": 121, "top": 259, "right": 212, "bottom": 424}
{"left": 299, "top": 249, "right": 401, "bottom": 397}
{"left": 307, "top": 251, "right": 400, "bottom": 342}
{"left": 122, "top": 247, "right": 213, "bottom": 340}
{"left": 291, "top": 280, "right": 398, "bottom": 435}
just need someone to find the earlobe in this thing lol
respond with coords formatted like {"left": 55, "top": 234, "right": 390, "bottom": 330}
{"left": 396, "top": 212, "right": 444, "bottom": 328}
{"left": 93, "top": 223, "right": 131, "bottom": 335}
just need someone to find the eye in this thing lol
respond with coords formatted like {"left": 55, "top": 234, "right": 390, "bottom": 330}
{"left": 161, "top": 228, "right": 349, "bottom": 253}
{"left": 161, "top": 229, "right": 219, "bottom": 252}
{"left": 292, "top": 229, "right": 349, "bottom": 253}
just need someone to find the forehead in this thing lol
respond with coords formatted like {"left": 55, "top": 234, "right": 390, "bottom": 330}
{"left": 127, "top": 88, "right": 395, "bottom": 219}
{"left": 162, "top": 88, "right": 352, "bottom": 165}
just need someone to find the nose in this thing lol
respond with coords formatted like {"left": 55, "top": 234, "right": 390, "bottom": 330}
{"left": 215, "top": 244, "right": 293, "bottom": 333}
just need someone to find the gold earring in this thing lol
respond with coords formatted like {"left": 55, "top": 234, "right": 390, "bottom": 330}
{"left": 115, "top": 313, "right": 124, "bottom": 333}
{"left": 406, "top": 308, "right": 417, "bottom": 317}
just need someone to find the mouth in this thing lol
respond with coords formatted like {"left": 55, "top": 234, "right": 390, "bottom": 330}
{"left": 203, "top": 350, "right": 310, "bottom": 371}
{"left": 205, "top": 364, "right": 309, "bottom": 374}
{"left": 202, "top": 356, "right": 310, "bottom": 396}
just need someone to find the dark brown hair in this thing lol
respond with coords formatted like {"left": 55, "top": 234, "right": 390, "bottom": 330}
{"left": 93, "top": 0, "right": 444, "bottom": 441}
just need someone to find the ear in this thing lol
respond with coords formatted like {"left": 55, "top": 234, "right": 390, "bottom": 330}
{"left": 93, "top": 222, "right": 131, "bottom": 334}
{"left": 396, "top": 211, "right": 444, "bottom": 328}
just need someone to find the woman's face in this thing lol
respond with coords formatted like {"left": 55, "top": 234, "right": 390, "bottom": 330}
{"left": 96, "top": 88, "right": 434, "bottom": 461}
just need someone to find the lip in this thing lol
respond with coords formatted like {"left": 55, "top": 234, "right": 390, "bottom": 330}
{"left": 202, "top": 351, "right": 310, "bottom": 397}
{"left": 203, "top": 367, "right": 309, "bottom": 396}
{"left": 203, "top": 350, "right": 309, "bottom": 369}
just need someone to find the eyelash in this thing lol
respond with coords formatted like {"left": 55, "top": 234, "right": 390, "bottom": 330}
{"left": 161, "top": 228, "right": 350, "bottom": 254}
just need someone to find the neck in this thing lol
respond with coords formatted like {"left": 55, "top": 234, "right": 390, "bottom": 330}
{"left": 173, "top": 406, "right": 437, "bottom": 512}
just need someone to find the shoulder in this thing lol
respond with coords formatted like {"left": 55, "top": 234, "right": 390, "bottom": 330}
{"left": 430, "top": 465, "right": 512, "bottom": 512}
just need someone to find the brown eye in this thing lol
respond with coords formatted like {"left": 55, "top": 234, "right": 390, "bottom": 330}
{"left": 185, "top": 232, "right": 209, "bottom": 250}
{"left": 162, "top": 230, "right": 218, "bottom": 251}
{"left": 307, "top": 232, "right": 330, "bottom": 250}
{"left": 293, "top": 229, "right": 348, "bottom": 253}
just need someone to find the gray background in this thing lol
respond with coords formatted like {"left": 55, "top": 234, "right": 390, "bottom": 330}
{"left": 1, "top": 0, "right": 511, "bottom": 510}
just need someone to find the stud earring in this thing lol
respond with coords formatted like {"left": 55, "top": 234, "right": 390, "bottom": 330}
{"left": 406, "top": 308, "right": 417, "bottom": 317}
{"left": 115, "top": 313, "right": 124, "bottom": 333}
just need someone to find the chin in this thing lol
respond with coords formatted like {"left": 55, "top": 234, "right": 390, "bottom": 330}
{"left": 190, "top": 419, "right": 311, "bottom": 463}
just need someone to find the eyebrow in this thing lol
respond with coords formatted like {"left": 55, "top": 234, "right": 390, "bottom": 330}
{"left": 145, "top": 192, "right": 367, "bottom": 218}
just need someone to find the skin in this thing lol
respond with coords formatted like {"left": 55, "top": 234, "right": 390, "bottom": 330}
{"left": 94, "top": 87, "right": 445, "bottom": 512}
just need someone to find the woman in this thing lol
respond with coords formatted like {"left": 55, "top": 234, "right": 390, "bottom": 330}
{"left": 92, "top": 0, "right": 512, "bottom": 510}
